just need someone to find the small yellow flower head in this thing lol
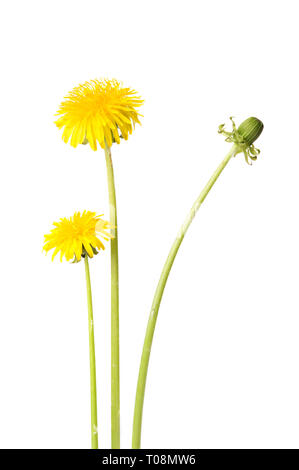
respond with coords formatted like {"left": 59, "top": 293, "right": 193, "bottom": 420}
{"left": 55, "top": 79, "right": 143, "bottom": 151}
{"left": 218, "top": 116, "right": 264, "bottom": 164}
{"left": 43, "top": 211, "right": 113, "bottom": 262}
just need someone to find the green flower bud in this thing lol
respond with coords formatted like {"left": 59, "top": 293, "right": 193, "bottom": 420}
{"left": 218, "top": 116, "right": 264, "bottom": 165}
{"left": 237, "top": 117, "right": 264, "bottom": 147}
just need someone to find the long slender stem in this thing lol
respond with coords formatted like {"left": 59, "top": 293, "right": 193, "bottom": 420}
{"left": 104, "top": 144, "right": 120, "bottom": 449}
{"left": 132, "top": 145, "right": 237, "bottom": 448}
{"left": 84, "top": 255, "right": 98, "bottom": 449}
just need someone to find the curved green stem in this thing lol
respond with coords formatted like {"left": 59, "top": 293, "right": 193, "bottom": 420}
{"left": 132, "top": 144, "right": 237, "bottom": 448}
{"left": 104, "top": 144, "right": 120, "bottom": 449}
{"left": 84, "top": 255, "right": 98, "bottom": 449}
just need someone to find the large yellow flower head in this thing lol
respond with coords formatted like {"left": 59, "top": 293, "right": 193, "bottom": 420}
{"left": 44, "top": 211, "right": 113, "bottom": 262}
{"left": 55, "top": 79, "right": 143, "bottom": 151}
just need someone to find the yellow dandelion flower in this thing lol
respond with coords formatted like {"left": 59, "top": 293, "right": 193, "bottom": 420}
{"left": 55, "top": 79, "right": 143, "bottom": 151}
{"left": 43, "top": 211, "right": 113, "bottom": 262}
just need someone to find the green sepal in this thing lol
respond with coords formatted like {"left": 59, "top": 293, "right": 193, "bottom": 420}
{"left": 71, "top": 245, "right": 99, "bottom": 264}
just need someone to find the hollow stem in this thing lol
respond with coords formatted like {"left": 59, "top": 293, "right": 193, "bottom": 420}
{"left": 104, "top": 143, "right": 120, "bottom": 449}
{"left": 132, "top": 144, "right": 237, "bottom": 448}
{"left": 84, "top": 255, "right": 98, "bottom": 449}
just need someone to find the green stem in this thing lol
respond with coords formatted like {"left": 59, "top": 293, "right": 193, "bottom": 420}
{"left": 132, "top": 144, "right": 237, "bottom": 448}
{"left": 104, "top": 144, "right": 120, "bottom": 449}
{"left": 84, "top": 255, "right": 98, "bottom": 449}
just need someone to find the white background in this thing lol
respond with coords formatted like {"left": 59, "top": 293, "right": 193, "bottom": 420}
{"left": 0, "top": 0, "right": 299, "bottom": 449}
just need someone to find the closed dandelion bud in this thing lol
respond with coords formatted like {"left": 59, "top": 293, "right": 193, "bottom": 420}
{"left": 218, "top": 116, "right": 264, "bottom": 164}
{"left": 237, "top": 117, "right": 264, "bottom": 147}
